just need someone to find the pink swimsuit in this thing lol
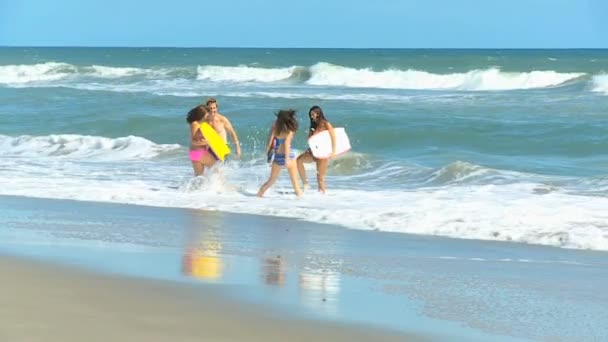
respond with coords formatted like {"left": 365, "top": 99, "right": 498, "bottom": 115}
{"left": 189, "top": 149, "right": 210, "bottom": 161}
{"left": 189, "top": 147, "right": 219, "bottom": 162}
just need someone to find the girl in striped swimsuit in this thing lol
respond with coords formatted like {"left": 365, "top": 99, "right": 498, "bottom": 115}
{"left": 257, "top": 109, "right": 303, "bottom": 198}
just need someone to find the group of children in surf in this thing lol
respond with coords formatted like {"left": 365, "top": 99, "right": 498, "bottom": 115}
{"left": 186, "top": 98, "right": 336, "bottom": 197}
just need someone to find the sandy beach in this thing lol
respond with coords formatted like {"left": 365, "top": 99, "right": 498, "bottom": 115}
{"left": 1, "top": 195, "right": 608, "bottom": 341}
{"left": 0, "top": 255, "right": 415, "bottom": 342}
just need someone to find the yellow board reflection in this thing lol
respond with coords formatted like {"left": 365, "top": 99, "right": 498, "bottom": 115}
{"left": 183, "top": 241, "right": 223, "bottom": 280}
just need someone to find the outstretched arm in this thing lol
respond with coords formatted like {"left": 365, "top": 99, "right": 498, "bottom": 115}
{"left": 326, "top": 122, "right": 336, "bottom": 157}
{"left": 265, "top": 123, "right": 275, "bottom": 154}
{"left": 222, "top": 116, "right": 241, "bottom": 158}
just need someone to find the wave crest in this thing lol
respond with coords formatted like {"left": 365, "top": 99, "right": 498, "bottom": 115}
{"left": 423, "top": 161, "right": 495, "bottom": 185}
{"left": 307, "top": 63, "right": 584, "bottom": 90}
{"left": 0, "top": 62, "right": 176, "bottom": 84}
{"left": 0, "top": 62, "right": 76, "bottom": 84}
{"left": 0, "top": 61, "right": 589, "bottom": 92}
{"left": 192, "top": 62, "right": 584, "bottom": 90}
{"left": 196, "top": 65, "right": 300, "bottom": 83}
{"left": 85, "top": 65, "right": 148, "bottom": 78}
{"left": 0, "top": 134, "right": 181, "bottom": 160}
{"left": 591, "top": 74, "right": 608, "bottom": 95}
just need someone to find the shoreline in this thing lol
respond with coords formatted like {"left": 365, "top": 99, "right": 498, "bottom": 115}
{"left": 2, "top": 194, "right": 607, "bottom": 341}
{"left": 0, "top": 255, "right": 417, "bottom": 342}
{"left": 2, "top": 192, "right": 607, "bottom": 254}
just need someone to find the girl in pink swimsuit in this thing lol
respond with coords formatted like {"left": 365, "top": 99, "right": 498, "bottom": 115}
{"left": 186, "top": 105, "right": 218, "bottom": 176}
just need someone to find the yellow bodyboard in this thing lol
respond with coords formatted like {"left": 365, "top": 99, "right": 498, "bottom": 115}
{"left": 200, "top": 122, "right": 231, "bottom": 161}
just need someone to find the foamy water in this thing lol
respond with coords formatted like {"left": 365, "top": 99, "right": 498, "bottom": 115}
{"left": 307, "top": 63, "right": 584, "bottom": 90}
{"left": 592, "top": 74, "right": 608, "bottom": 95}
{"left": 0, "top": 62, "right": 77, "bottom": 83}
{"left": 0, "top": 134, "right": 180, "bottom": 161}
{"left": 1, "top": 134, "right": 607, "bottom": 251}
{"left": 196, "top": 65, "right": 300, "bottom": 83}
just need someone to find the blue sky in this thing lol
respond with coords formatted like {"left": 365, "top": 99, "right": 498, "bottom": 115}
{"left": 1, "top": 0, "right": 606, "bottom": 48}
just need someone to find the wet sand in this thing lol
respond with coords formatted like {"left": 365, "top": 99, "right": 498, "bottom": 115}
{"left": 2, "top": 195, "right": 607, "bottom": 341}
{"left": 0, "top": 256, "right": 419, "bottom": 342}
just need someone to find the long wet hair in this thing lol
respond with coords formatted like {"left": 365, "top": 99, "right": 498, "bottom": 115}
{"left": 308, "top": 105, "right": 327, "bottom": 134}
{"left": 274, "top": 109, "right": 298, "bottom": 135}
{"left": 186, "top": 105, "right": 210, "bottom": 124}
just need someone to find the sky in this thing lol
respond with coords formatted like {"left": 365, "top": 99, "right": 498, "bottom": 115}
{"left": 1, "top": 0, "right": 606, "bottom": 48}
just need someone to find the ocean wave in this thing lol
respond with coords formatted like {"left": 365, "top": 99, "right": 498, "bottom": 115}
{"left": 1, "top": 171, "right": 607, "bottom": 251}
{"left": 1, "top": 145, "right": 607, "bottom": 250}
{"left": 0, "top": 134, "right": 181, "bottom": 160}
{"left": 0, "top": 61, "right": 593, "bottom": 92}
{"left": 422, "top": 161, "right": 505, "bottom": 185}
{"left": 84, "top": 65, "right": 152, "bottom": 78}
{"left": 0, "top": 62, "right": 178, "bottom": 84}
{"left": 193, "top": 62, "right": 585, "bottom": 90}
{"left": 327, "top": 152, "right": 373, "bottom": 175}
{"left": 591, "top": 74, "right": 608, "bottom": 95}
{"left": 306, "top": 63, "right": 585, "bottom": 90}
{"left": 566, "top": 176, "right": 608, "bottom": 197}
{"left": 196, "top": 65, "right": 302, "bottom": 83}
{"left": 344, "top": 161, "right": 531, "bottom": 188}
{"left": 0, "top": 62, "right": 77, "bottom": 84}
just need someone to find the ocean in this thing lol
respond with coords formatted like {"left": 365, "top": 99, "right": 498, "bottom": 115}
{"left": 1, "top": 47, "right": 608, "bottom": 251}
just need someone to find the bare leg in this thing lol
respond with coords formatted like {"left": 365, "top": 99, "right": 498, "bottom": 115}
{"left": 286, "top": 162, "right": 303, "bottom": 197}
{"left": 316, "top": 158, "right": 329, "bottom": 194}
{"left": 296, "top": 151, "right": 314, "bottom": 189}
{"left": 211, "top": 161, "right": 225, "bottom": 184}
{"left": 192, "top": 161, "right": 204, "bottom": 176}
{"left": 192, "top": 152, "right": 217, "bottom": 177}
{"left": 257, "top": 163, "right": 282, "bottom": 197}
{"left": 201, "top": 154, "right": 218, "bottom": 171}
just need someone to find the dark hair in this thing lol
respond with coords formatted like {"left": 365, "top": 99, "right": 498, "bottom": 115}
{"left": 274, "top": 109, "right": 298, "bottom": 135}
{"left": 186, "top": 105, "right": 210, "bottom": 124}
{"left": 308, "top": 105, "right": 327, "bottom": 134}
{"left": 205, "top": 97, "right": 217, "bottom": 106}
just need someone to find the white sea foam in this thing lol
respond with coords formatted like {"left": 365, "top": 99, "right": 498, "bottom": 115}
{"left": 0, "top": 61, "right": 592, "bottom": 94}
{"left": 0, "top": 134, "right": 180, "bottom": 160}
{"left": 591, "top": 74, "right": 608, "bottom": 95}
{"left": 0, "top": 62, "right": 172, "bottom": 84}
{"left": 196, "top": 65, "right": 298, "bottom": 82}
{"left": 0, "top": 62, "right": 76, "bottom": 84}
{"left": 192, "top": 63, "right": 584, "bottom": 90}
{"left": 1, "top": 143, "right": 607, "bottom": 251}
{"left": 85, "top": 65, "right": 149, "bottom": 78}
{"left": 306, "top": 63, "right": 584, "bottom": 90}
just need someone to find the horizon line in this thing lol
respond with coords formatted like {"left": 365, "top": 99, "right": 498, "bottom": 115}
{"left": 1, "top": 45, "right": 608, "bottom": 50}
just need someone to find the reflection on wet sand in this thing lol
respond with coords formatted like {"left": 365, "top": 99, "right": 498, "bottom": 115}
{"left": 259, "top": 253, "right": 342, "bottom": 316}
{"left": 299, "top": 267, "right": 341, "bottom": 316}
{"left": 183, "top": 247, "right": 222, "bottom": 280}
{"left": 181, "top": 210, "right": 343, "bottom": 318}
{"left": 262, "top": 256, "right": 286, "bottom": 286}
{"left": 182, "top": 234, "right": 223, "bottom": 281}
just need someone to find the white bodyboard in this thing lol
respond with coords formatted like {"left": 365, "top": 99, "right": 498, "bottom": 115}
{"left": 308, "top": 127, "right": 351, "bottom": 159}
